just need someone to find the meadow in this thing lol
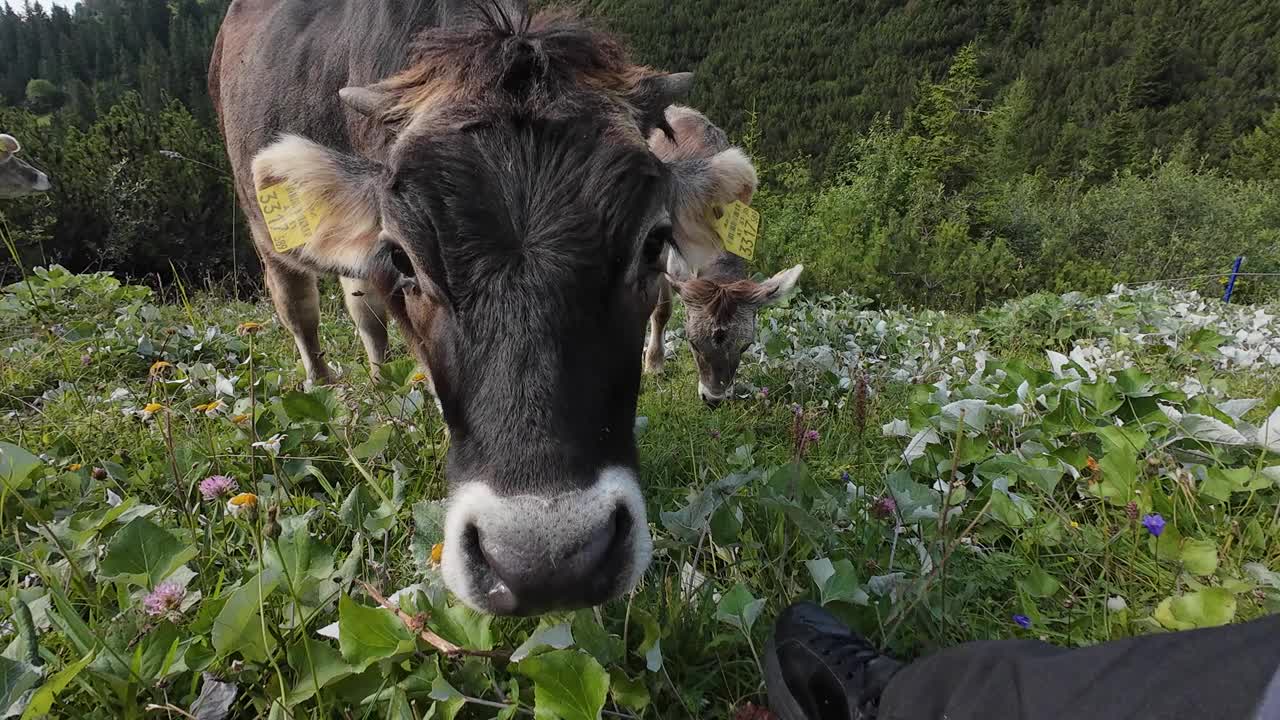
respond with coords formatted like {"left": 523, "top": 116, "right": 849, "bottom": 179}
{"left": 1, "top": 264, "right": 1278, "bottom": 719}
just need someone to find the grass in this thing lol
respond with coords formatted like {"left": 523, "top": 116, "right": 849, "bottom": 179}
{"left": 1, "top": 266, "right": 1279, "bottom": 718}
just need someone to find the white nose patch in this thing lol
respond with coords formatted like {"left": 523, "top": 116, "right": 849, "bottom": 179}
{"left": 699, "top": 381, "right": 726, "bottom": 401}
{"left": 440, "top": 466, "right": 652, "bottom": 613}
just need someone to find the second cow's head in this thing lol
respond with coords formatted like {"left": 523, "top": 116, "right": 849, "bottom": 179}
{"left": 250, "top": 10, "right": 755, "bottom": 616}
{"left": 649, "top": 107, "right": 803, "bottom": 406}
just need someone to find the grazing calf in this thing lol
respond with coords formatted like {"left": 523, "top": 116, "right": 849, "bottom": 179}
{"left": 0, "top": 134, "right": 52, "bottom": 198}
{"left": 212, "top": 0, "right": 746, "bottom": 616}
{"left": 644, "top": 107, "right": 803, "bottom": 406}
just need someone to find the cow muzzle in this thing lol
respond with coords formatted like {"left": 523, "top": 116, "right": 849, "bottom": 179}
{"left": 440, "top": 467, "right": 652, "bottom": 615}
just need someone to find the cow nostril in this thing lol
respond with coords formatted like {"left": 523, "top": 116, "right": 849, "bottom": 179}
{"left": 472, "top": 506, "right": 631, "bottom": 615}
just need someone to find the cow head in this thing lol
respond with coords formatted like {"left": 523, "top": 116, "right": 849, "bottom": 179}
{"left": 0, "top": 135, "right": 52, "bottom": 199}
{"left": 671, "top": 256, "right": 802, "bottom": 406}
{"left": 250, "top": 7, "right": 708, "bottom": 616}
{"left": 647, "top": 107, "right": 803, "bottom": 406}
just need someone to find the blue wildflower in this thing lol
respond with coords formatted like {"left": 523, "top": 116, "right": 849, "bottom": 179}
{"left": 1142, "top": 514, "right": 1166, "bottom": 537}
{"left": 1013, "top": 614, "right": 1031, "bottom": 629}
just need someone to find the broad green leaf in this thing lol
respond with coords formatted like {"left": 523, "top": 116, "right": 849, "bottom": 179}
{"left": 1095, "top": 425, "right": 1149, "bottom": 456}
{"left": 806, "top": 558, "right": 869, "bottom": 606}
{"left": 1154, "top": 588, "right": 1236, "bottom": 630}
{"left": 284, "top": 639, "right": 354, "bottom": 707}
{"left": 20, "top": 649, "right": 95, "bottom": 719}
{"left": 212, "top": 569, "right": 281, "bottom": 662}
{"left": 265, "top": 525, "right": 335, "bottom": 605}
{"left": 715, "top": 583, "right": 765, "bottom": 632}
{"left": 660, "top": 471, "right": 758, "bottom": 544}
{"left": 282, "top": 390, "right": 330, "bottom": 423}
{"left": 1016, "top": 566, "right": 1061, "bottom": 598}
{"left": 1080, "top": 380, "right": 1122, "bottom": 415}
{"left": 571, "top": 612, "right": 623, "bottom": 667}
{"left": 1176, "top": 414, "right": 1248, "bottom": 445}
{"left": 511, "top": 622, "right": 575, "bottom": 663}
{"left": 608, "top": 669, "right": 651, "bottom": 712}
{"left": 99, "top": 517, "right": 196, "bottom": 587}
{"left": 0, "top": 656, "right": 41, "bottom": 717}
{"left": 1201, "top": 468, "right": 1269, "bottom": 502}
{"left": 518, "top": 649, "right": 609, "bottom": 720}
{"left": 884, "top": 469, "right": 939, "bottom": 521}
{"left": 1180, "top": 539, "right": 1219, "bottom": 576}
{"left": 428, "top": 658, "right": 466, "bottom": 720}
{"left": 1091, "top": 448, "right": 1138, "bottom": 506}
{"left": 134, "top": 621, "right": 181, "bottom": 682}
{"left": 427, "top": 601, "right": 494, "bottom": 651}
{"left": 339, "top": 485, "right": 395, "bottom": 540}
{"left": 0, "top": 442, "right": 41, "bottom": 492}
{"left": 353, "top": 425, "right": 393, "bottom": 459}
{"left": 337, "top": 595, "right": 415, "bottom": 669}
{"left": 1113, "top": 367, "right": 1154, "bottom": 397}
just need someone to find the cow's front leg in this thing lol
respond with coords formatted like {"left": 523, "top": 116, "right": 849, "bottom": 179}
{"left": 263, "top": 260, "right": 331, "bottom": 386}
{"left": 644, "top": 276, "right": 672, "bottom": 374}
{"left": 340, "top": 276, "right": 389, "bottom": 379}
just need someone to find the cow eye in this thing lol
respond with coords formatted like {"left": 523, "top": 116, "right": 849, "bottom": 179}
{"left": 389, "top": 244, "right": 415, "bottom": 277}
{"left": 643, "top": 222, "right": 671, "bottom": 268}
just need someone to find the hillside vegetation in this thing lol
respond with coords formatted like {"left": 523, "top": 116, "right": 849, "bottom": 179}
{"left": 0, "top": 0, "right": 1279, "bottom": 305}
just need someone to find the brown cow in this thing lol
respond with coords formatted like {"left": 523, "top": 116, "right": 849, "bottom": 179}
{"left": 644, "top": 106, "right": 803, "bottom": 406}
{"left": 0, "top": 134, "right": 52, "bottom": 198}
{"left": 211, "top": 0, "right": 749, "bottom": 615}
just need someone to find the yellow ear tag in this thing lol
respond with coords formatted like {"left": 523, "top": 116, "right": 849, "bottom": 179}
{"left": 710, "top": 200, "right": 760, "bottom": 261}
{"left": 255, "top": 181, "right": 331, "bottom": 253}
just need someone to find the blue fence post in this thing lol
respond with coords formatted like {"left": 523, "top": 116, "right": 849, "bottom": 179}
{"left": 1223, "top": 256, "right": 1244, "bottom": 303}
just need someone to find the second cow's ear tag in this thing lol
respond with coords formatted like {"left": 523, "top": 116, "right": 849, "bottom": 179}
{"left": 709, "top": 200, "right": 760, "bottom": 261}
{"left": 256, "top": 181, "right": 331, "bottom": 253}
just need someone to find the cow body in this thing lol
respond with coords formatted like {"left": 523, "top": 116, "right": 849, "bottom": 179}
{"left": 0, "top": 134, "right": 52, "bottom": 198}
{"left": 212, "top": 0, "right": 750, "bottom": 615}
{"left": 643, "top": 107, "right": 803, "bottom": 405}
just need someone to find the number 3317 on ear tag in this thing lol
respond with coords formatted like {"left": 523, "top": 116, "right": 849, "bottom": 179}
{"left": 711, "top": 200, "right": 761, "bottom": 261}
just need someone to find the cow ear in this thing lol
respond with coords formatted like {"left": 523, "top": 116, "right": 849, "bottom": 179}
{"left": 340, "top": 86, "right": 395, "bottom": 119}
{"left": 750, "top": 264, "right": 803, "bottom": 306}
{"left": 629, "top": 72, "right": 694, "bottom": 139}
{"left": 0, "top": 134, "right": 18, "bottom": 158}
{"left": 251, "top": 134, "right": 384, "bottom": 276}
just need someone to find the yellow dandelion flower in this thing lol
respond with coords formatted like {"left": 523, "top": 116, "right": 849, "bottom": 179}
{"left": 1070, "top": 521, "right": 1080, "bottom": 529}
{"left": 430, "top": 542, "right": 444, "bottom": 565}
{"left": 68, "top": 463, "right": 82, "bottom": 472}
{"left": 149, "top": 360, "right": 174, "bottom": 377}
{"left": 411, "top": 372, "right": 429, "bottom": 384}
{"left": 194, "top": 399, "right": 226, "bottom": 416}
{"left": 227, "top": 492, "right": 258, "bottom": 517}
{"left": 231, "top": 413, "right": 251, "bottom": 425}
{"left": 236, "top": 321, "right": 264, "bottom": 336}
{"left": 143, "top": 402, "right": 165, "bottom": 414}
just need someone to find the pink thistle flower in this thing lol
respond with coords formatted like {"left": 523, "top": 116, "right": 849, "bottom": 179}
{"left": 804, "top": 429, "right": 820, "bottom": 443}
{"left": 143, "top": 582, "right": 186, "bottom": 619}
{"left": 199, "top": 475, "right": 238, "bottom": 501}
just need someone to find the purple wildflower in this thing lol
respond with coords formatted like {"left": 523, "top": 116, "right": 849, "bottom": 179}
{"left": 199, "top": 475, "right": 238, "bottom": 501}
{"left": 708, "top": 429, "right": 721, "bottom": 439}
{"left": 804, "top": 429, "right": 820, "bottom": 443}
{"left": 841, "top": 471, "right": 851, "bottom": 483}
{"left": 1142, "top": 514, "right": 1166, "bottom": 537}
{"left": 871, "top": 495, "right": 897, "bottom": 519}
{"left": 1013, "top": 614, "right": 1031, "bottom": 629}
{"left": 759, "top": 387, "right": 769, "bottom": 399}
{"left": 791, "top": 403, "right": 803, "bottom": 416}
{"left": 143, "top": 582, "right": 186, "bottom": 619}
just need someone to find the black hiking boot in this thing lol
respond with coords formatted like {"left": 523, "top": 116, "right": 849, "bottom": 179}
{"left": 764, "top": 602, "right": 904, "bottom": 720}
